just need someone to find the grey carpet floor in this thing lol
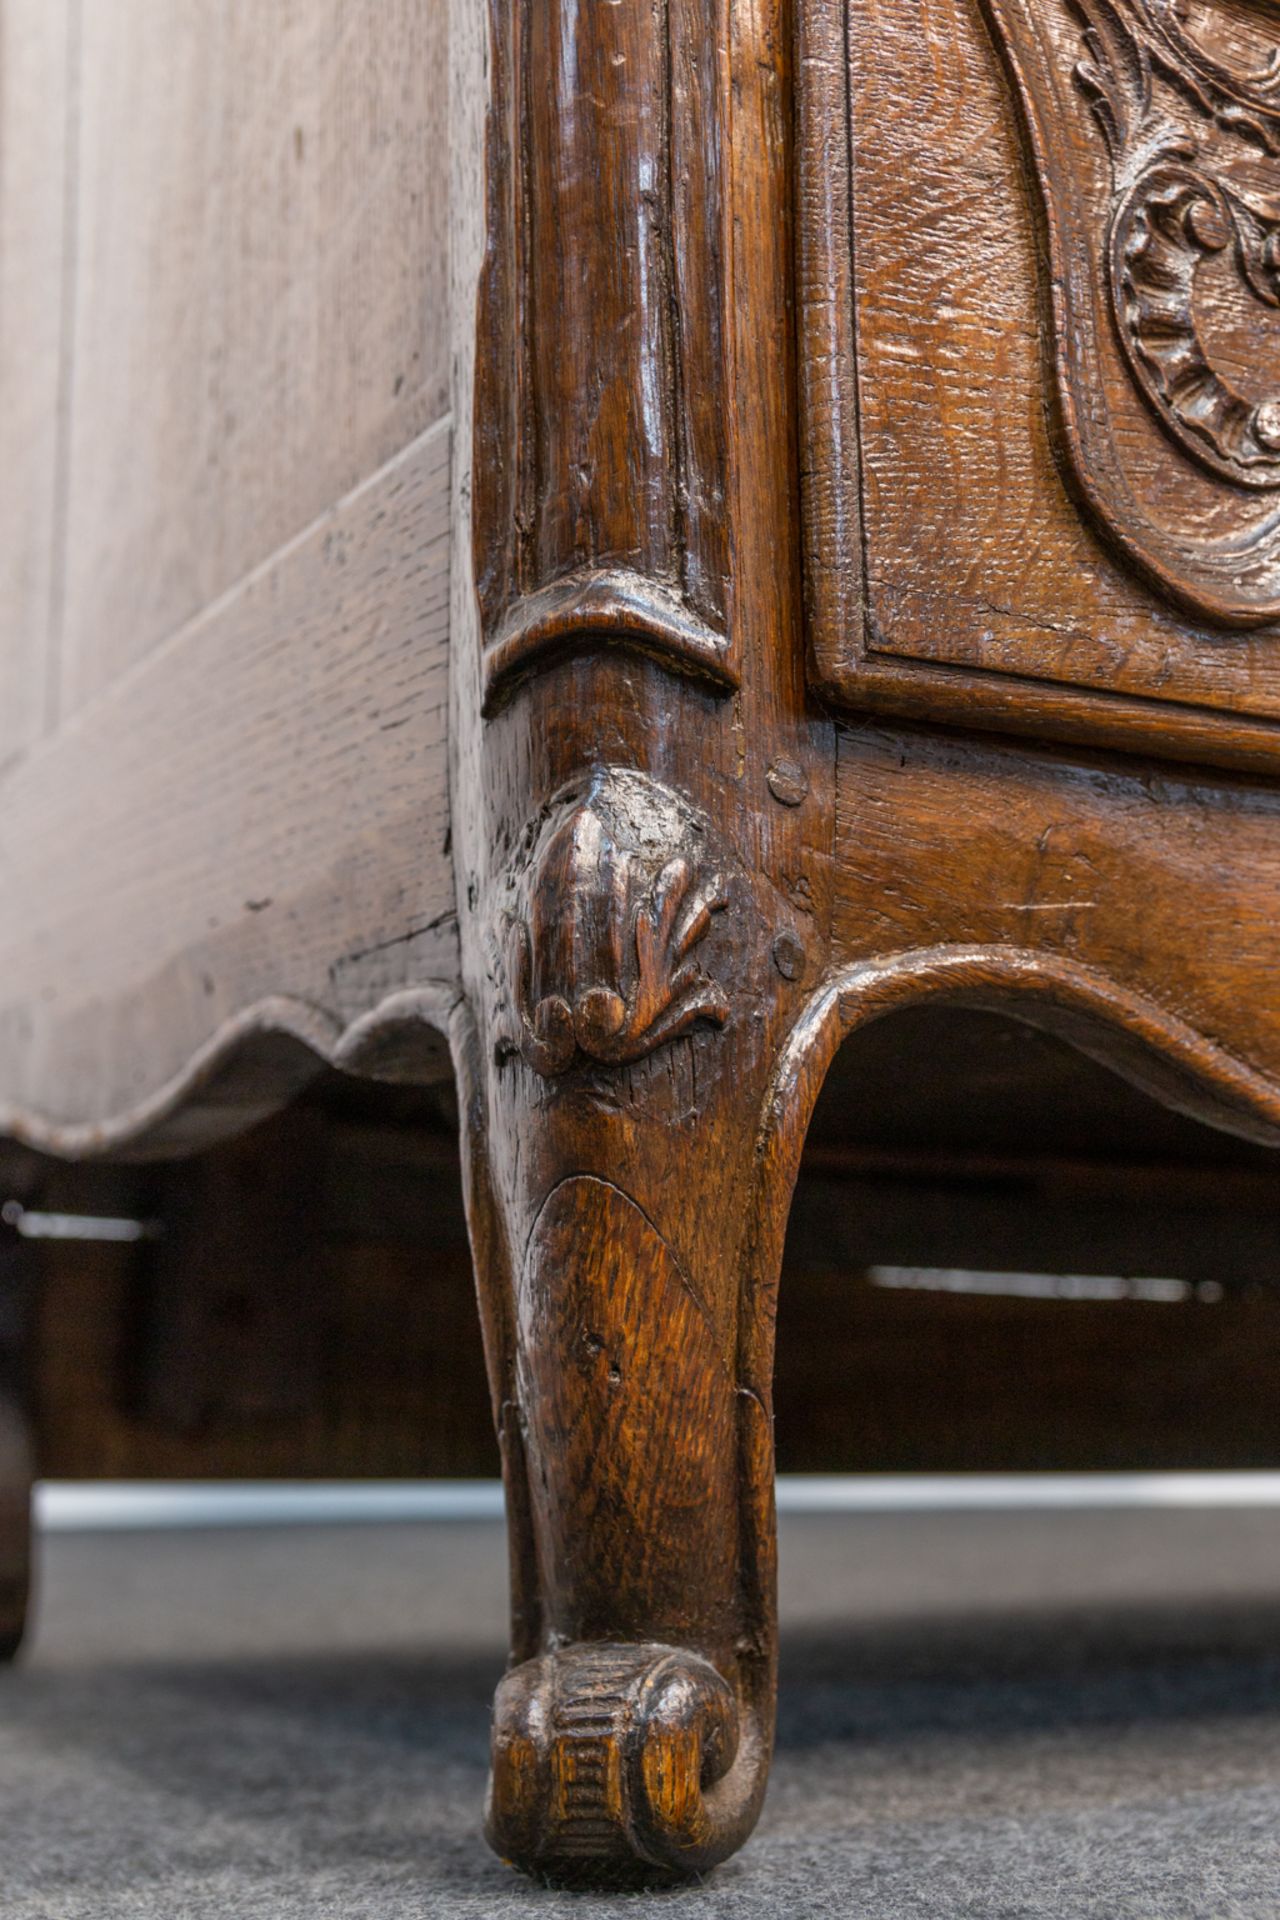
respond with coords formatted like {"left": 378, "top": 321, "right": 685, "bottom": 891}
{"left": 4, "top": 1508, "right": 1280, "bottom": 1917}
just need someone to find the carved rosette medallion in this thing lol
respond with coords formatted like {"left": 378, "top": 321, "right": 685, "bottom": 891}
{"left": 982, "top": 0, "right": 1280, "bottom": 621}
{"left": 493, "top": 770, "right": 733, "bottom": 1077}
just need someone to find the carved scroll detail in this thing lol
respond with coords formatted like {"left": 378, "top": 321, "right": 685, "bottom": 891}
{"left": 473, "top": 0, "right": 735, "bottom": 707}
{"left": 981, "top": 0, "right": 1280, "bottom": 621}
{"left": 495, "top": 770, "right": 731, "bottom": 1077}
{"left": 489, "top": 1642, "right": 757, "bottom": 1884}
{"left": 1076, "top": 0, "right": 1280, "bottom": 487}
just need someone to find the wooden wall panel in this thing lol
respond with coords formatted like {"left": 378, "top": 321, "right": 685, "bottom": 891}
{"left": 0, "top": 0, "right": 72, "bottom": 762}
{"left": 28, "top": 1114, "right": 500, "bottom": 1482}
{"left": 58, "top": 0, "right": 450, "bottom": 715}
{"left": 20, "top": 1076, "right": 1280, "bottom": 1484}
{"left": 774, "top": 1269, "right": 1280, "bottom": 1474}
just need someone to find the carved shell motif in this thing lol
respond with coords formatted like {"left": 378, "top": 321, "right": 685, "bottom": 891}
{"left": 497, "top": 770, "right": 731, "bottom": 1077}
{"left": 982, "top": 0, "right": 1280, "bottom": 621}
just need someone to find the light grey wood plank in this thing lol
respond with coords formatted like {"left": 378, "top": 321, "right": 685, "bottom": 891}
{"left": 58, "top": 0, "right": 451, "bottom": 716}
{"left": 0, "top": 0, "right": 73, "bottom": 761}
{"left": 0, "top": 420, "right": 457, "bottom": 1154}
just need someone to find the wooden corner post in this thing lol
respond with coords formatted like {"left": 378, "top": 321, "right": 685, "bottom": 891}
{"left": 450, "top": 0, "right": 836, "bottom": 1885}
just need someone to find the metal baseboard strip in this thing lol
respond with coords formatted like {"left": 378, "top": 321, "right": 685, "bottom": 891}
{"left": 33, "top": 1472, "right": 1280, "bottom": 1533}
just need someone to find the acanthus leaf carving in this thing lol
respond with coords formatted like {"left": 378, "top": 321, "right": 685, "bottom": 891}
{"left": 495, "top": 770, "right": 732, "bottom": 1078}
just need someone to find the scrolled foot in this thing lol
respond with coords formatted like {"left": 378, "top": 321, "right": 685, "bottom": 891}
{"left": 486, "top": 1642, "right": 767, "bottom": 1886}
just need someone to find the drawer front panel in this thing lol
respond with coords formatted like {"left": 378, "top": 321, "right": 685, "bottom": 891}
{"left": 799, "top": 0, "right": 1280, "bottom": 766}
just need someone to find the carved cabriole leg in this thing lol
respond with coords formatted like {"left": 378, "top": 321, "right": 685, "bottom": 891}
{"left": 465, "top": 764, "right": 793, "bottom": 1886}
{"left": 450, "top": 0, "right": 827, "bottom": 1884}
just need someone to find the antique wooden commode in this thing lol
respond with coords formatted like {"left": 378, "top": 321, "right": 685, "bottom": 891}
{"left": 5, "top": 0, "right": 1280, "bottom": 1887}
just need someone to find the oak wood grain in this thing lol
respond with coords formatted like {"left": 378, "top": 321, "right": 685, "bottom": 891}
{"left": 473, "top": 0, "right": 734, "bottom": 706}
{"left": 9, "top": 0, "right": 1280, "bottom": 1890}
{"left": 800, "top": 0, "right": 1280, "bottom": 767}
{"left": 453, "top": 0, "right": 842, "bottom": 1881}
{"left": 832, "top": 722, "right": 1280, "bottom": 1139}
